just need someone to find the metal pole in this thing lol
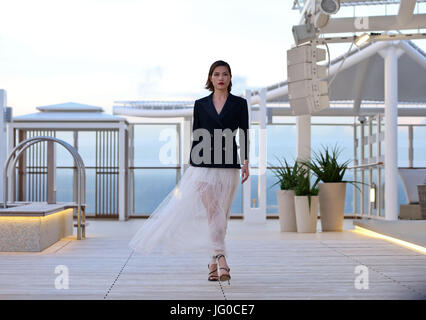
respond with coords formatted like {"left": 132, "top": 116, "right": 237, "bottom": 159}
{"left": 368, "top": 117, "right": 373, "bottom": 217}
{"left": 296, "top": 115, "right": 311, "bottom": 163}
{"left": 242, "top": 89, "right": 251, "bottom": 220}
{"left": 408, "top": 125, "right": 413, "bottom": 168}
{"left": 47, "top": 140, "right": 56, "bottom": 204}
{"left": 384, "top": 45, "right": 399, "bottom": 220}
{"left": 353, "top": 121, "right": 357, "bottom": 216}
{"left": 259, "top": 88, "right": 267, "bottom": 222}
{"left": 360, "top": 120, "right": 365, "bottom": 216}
{"left": 118, "top": 125, "right": 126, "bottom": 221}
{"left": 377, "top": 114, "right": 382, "bottom": 217}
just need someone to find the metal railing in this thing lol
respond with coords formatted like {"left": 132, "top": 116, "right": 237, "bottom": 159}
{"left": 3, "top": 136, "right": 87, "bottom": 239}
{"left": 349, "top": 161, "right": 385, "bottom": 219}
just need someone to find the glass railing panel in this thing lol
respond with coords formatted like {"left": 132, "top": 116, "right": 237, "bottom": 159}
{"left": 133, "top": 124, "right": 179, "bottom": 167}
{"left": 413, "top": 126, "right": 426, "bottom": 167}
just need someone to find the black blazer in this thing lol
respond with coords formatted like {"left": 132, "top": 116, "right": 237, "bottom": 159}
{"left": 189, "top": 92, "right": 250, "bottom": 169}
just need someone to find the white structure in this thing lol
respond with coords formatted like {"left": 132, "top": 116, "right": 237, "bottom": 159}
{"left": 114, "top": 39, "right": 426, "bottom": 221}
{"left": 249, "top": 39, "right": 426, "bottom": 220}
{"left": 243, "top": 88, "right": 267, "bottom": 224}
{"left": 9, "top": 102, "right": 130, "bottom": 221}
{"left": 4, "top": 39, "right": 426, "bottom": 221}
{"left": 290, "top": 2, "right": 426, "bottom": 223}
{"left": 295, "top": 0, "right": 426, "bottom": 39}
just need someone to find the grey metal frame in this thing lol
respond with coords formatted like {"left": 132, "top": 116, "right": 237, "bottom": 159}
{"left": 3, "top": 136, "right": 87, "bottom": 239}
{"left": 14, "top": 130, "right": 56, "bottom": 203}
{"left": 15, "top": 129, "right": 121, "bottom": 218}
{"left": 352, "top": 114, "right": 385, "bottom": 219}
{"left": 95, "top": 129, "right": 119, "bottom": 218}
{"left": 352, "top": 118, "right": 426, "bottom": 219}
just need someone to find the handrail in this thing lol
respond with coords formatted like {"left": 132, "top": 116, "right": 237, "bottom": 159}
{"left": 10, "top": 140, "right": 56, "bottom": 202}
{"left": 348, "top": 162, "right": 384, "bottom": 170}
{"left": 3, "top": 136, "right": 86, "bottom": 239}
{"left": 9, "top": 139, "right": 86, "bottom": 206}
{"left": 4, "top": 136, "right": 86, "bottom": 206}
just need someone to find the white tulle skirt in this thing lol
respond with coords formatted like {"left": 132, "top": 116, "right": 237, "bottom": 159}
{"left": 129, "top": 165, "right": 240, "bottom": 257}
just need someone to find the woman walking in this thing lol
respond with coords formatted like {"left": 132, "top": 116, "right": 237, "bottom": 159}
{"left": 129, "top": 60, "right": 250, "bottom": 284}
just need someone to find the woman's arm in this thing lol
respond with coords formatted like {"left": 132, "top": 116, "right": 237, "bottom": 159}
{"left": 192, "top": 100, "right": 200, "bottom": 132}
{"left": 239, "top": 99, "right": 250, "bottom": 165}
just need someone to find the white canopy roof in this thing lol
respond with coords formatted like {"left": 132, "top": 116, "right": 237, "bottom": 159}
{"left": 36, "top": 102, "right": 104, "bottom": 112}
{"left": 14, "top": 102, "right": 127, "bottom": 123}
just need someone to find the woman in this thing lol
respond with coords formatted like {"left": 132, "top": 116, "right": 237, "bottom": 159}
{"left": 129, "top": 60, "right": 250, "bottom": 284}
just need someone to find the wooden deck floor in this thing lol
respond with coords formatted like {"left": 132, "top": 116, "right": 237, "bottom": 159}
{"left": 0, "top": 219, "right": 425, "bottom": 300}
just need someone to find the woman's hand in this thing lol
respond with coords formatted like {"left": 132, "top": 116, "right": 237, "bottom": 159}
{"left": 241, "top": 160, "right": 249, "bottom": 184}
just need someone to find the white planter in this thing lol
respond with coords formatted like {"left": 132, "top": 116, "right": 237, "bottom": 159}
{"left": 319, "top": 182, "right": 346, "bottom": 232}
{"left": 276, "top": 190, "right": 297, "bottom": 232}
{"left": 294, "top": 196, "right": 319, "bottom": 233}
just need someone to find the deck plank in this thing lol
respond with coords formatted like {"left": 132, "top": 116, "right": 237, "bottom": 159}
{"left": 0, "top": 219, "right": 425, "bottom": 300}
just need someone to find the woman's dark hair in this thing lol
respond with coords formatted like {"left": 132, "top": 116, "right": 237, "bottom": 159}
{"left": 205, "top": 60, "right": 232, "bottom": 92}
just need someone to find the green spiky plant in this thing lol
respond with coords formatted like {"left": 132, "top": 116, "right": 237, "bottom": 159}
{"left": 294, "top": 168, "right": 319, "bottom": 211}
{"left": 269, "top": 156, "right": 307, "bottom": 191}
{"left": 300, "top": 144, "right": 361, "bottom": 191}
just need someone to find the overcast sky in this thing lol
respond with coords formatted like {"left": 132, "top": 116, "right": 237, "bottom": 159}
{"left": 0, "top": 0, "right": 425, "bottom": 116}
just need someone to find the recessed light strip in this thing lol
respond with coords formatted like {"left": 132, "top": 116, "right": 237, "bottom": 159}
{"left": 352, "top": 226, "right": 426, "bottom": 255}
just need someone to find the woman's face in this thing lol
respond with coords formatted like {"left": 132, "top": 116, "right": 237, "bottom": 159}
{"left": 210, "top": 65, "right": 231, "bottom": 92}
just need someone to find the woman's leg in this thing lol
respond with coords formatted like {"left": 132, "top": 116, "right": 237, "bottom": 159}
{"left": 215, "top": 171, "right": 238, "bottom": 278}
{"left": 197, "top": 170, "right": 239, "bottom": 255}
{"left": 198, "top": 181, "right": 227, "bottom": 257}
{"left": 223, "top": 170, "right": 240, "bottom": 233}
{"left": 199, "top": 181, "right": 231, "bottom": 281}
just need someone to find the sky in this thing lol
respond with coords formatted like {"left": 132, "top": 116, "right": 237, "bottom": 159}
{"left": 0, "top": 0, "right": 425, "bottom": 116}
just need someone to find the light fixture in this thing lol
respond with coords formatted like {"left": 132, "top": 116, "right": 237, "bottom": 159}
{"left": 369, "top": 183, "right": 376, "bottom": 209}
{"left": 314, "top": 11, "right": 330, "bottom": 29}
{"left": 355, "top": 33, "right": 370, "bottom": 47}
{"left": 319, "top": 0, "right": 340, "bottom": 15}
{"left": 313, "top": 0, "right": 340, "bottom": 29}
{"left": 292, "top": 23, "right": 317, "bottom": 46}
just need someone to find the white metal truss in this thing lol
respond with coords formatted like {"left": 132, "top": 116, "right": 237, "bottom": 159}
{"left": 293, "top": 0, "right": 426, "bottom": 9}
{"left": 294, "top": 0, "right": 426, "bottom": 42}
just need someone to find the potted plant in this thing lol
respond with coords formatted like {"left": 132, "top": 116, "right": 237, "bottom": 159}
{"left": 294, "top": 168, "right": 319, "bottom": 233}
{"left": 270, "top": 157, "right": 306, "bottom": 232}
{"left": 300, "top": 145, "right": 352, "bottom": 232}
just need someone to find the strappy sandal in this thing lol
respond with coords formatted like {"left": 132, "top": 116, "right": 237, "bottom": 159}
{"left": 208, "top": 263, "right": 219, "bottom": 281}
{"left": 216, "top": 254, "right": 231, "bottom": 284}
